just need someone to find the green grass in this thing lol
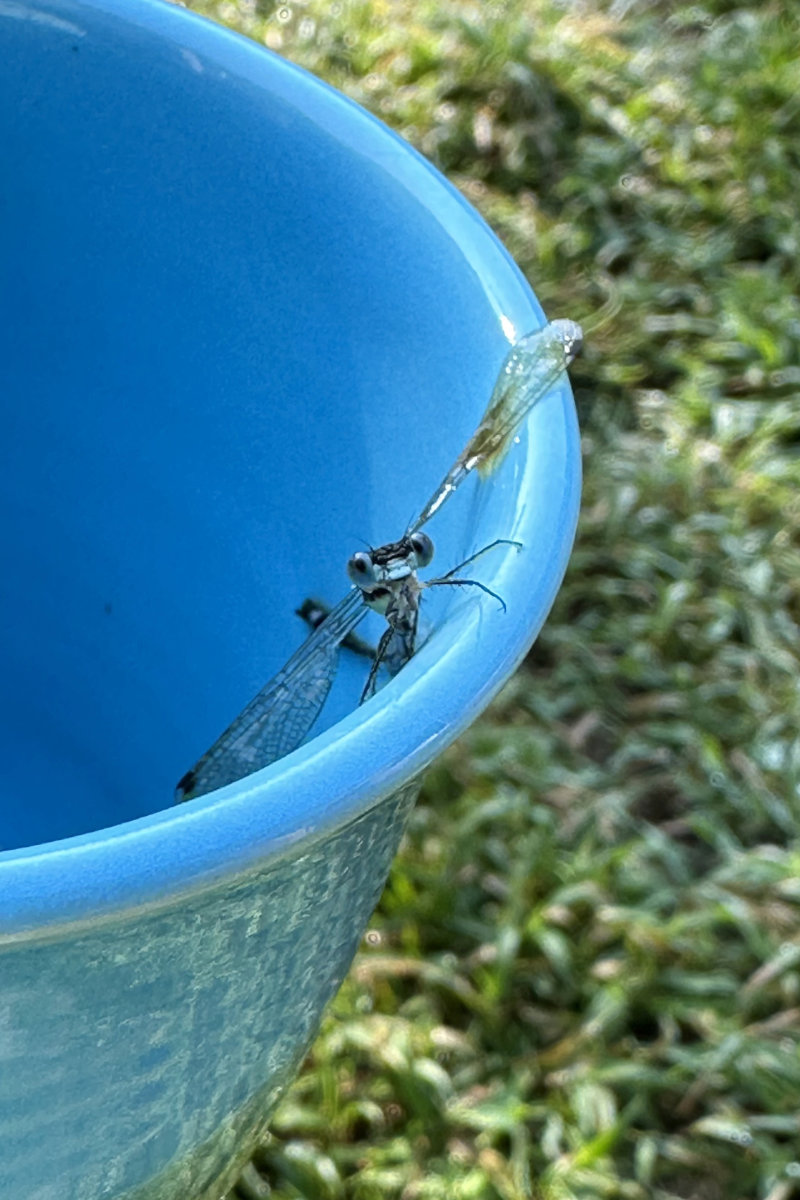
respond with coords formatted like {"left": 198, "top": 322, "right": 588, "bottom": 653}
{"left": 183, "top": 1, "right": 800, "bottom": 1196}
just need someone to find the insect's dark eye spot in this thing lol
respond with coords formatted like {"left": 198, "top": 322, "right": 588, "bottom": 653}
{"left": 347, "top": 551, "right": 377, "bottom": 587}
{"left": 410, "top": 532, "right": 434, "bottom": 567}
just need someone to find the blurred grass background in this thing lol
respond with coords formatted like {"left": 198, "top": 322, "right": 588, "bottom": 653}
{"left": 185, "top": 1, "right": 800, "bottom": 1196}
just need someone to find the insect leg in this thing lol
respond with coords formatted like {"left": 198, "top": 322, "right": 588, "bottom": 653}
{"left": 433, "top": 538, "right": 521, "bottom": 583}
{"left": 360, "top": 625, "right": 397, "bottom": 702}
{"left": 425, "top": 577, "right": 508, "bottom": 612}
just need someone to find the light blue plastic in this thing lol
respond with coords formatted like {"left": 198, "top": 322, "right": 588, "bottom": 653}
{"left": 0, "top": 0, "right": 581, "bottom": 1195}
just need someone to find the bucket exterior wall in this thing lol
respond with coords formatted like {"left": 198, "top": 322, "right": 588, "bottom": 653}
{"left": 1, "top": 783, "right": 418, "bottom": 1198}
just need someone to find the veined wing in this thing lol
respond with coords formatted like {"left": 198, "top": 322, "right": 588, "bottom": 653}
{"left": 410, "top": 318, "right": 582, "bottom": 532}
{"left": 175, "top": 587, "right": 366, "bottom": 802}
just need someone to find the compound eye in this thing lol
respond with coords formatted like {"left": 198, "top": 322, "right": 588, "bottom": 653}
{"left": 347, "top": 551, "right": 377, "bottom": 588}
{"left": 410, "top": 531, "right": 434, "bottom": 568}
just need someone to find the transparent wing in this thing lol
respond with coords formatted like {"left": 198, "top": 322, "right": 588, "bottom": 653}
{"left": 410, "top": 318, "right": 583, "bottom": 532}
{"left": 175, "top": 587, "right": 366, "bottom": 802}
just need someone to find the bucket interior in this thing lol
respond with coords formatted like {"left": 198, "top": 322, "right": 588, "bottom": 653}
{"left": 0, "top": 0, "right": 517, "bottom": 850}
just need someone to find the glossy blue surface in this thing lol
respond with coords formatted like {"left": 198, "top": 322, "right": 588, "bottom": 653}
{"left": 0, "top": 0, "right": 581, "bottom": 1194}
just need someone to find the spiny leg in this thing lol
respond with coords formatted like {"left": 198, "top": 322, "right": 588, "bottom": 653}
{"left": 425, "top": 576, "right": 508, "bottom": 611}
{"left": 425, "top": 537, "right": 521, "bottom": 608}
{"left": 299, "top": 597, "right": 399, "bottom": 704}
{"left": 360, "top": 625, "right": 397, "bottom": 702}
{"left": 360, "top": 588, "right": 421, "bottom": 703}
{"left": 434, "top": 538, "right": 521, "bottom": 583}
{"left": 300, "top": 598, "right": 396, "bottom": 706}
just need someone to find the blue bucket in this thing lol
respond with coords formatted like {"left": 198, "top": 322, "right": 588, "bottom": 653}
{"left": 0, "top": 0, "right": 581, "bottom": 1194}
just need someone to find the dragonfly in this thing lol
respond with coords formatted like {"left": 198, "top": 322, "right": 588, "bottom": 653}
{"left": 176, "top": 318, "right": 582, "bottom": 802}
